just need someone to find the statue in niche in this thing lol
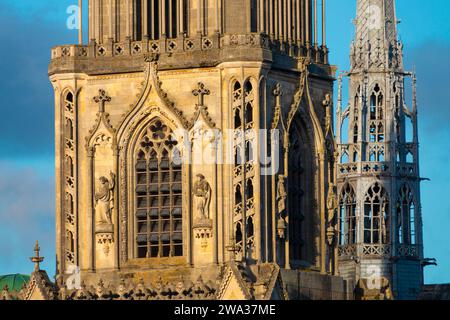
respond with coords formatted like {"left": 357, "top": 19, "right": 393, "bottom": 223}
{"left": 326, "top": 184, "right": 337, "bottom": 221}
{"left": 326, "top": 183, "right": 338, "bottom": 245}
{"left": 95, "top": 172, "right": 116, "bottom": 226}
{"left": 277, "top": 175, "right": 287, "bottom": 214}
{"left": 193, "top": 174, "right": 211, "bottom": 220}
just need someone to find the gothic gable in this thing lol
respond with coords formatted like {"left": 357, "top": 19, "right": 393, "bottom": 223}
{"left": 116, "top": 56, "right": 190, "bottom": 147}
{"left": 217, "top": 263, "right": 252, "bottom": 300}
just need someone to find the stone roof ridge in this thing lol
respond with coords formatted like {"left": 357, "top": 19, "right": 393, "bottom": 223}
{"left": 23, "top": 270, "right": 58, "bottom": 300}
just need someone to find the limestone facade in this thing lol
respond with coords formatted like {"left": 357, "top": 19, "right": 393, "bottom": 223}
{"left": 48, "top": 0, "right": 345, "bottom": 300}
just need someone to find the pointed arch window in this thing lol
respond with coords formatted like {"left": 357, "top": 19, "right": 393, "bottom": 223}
{"left": 235, "top": 184, "right": 243, "bottom": 206}
{"left": 339, "top": 184, "right": 357, "bottom": 245}
{"left": 369, "top": 122, "right": 384, "bottom": 143}
{"left": 370, "top": 84, "right": 384, "bottom": 120}
{"left": 247, "top": 216, "right": 254, "bottom": 249}
{"left": 341, "top": 152, "right": 349, "bottom": 164}
{"left": 354, "top": 92, "right": 360, "bottom": 120}
{"left": 364, "top": 183, "right": 389, "bottom": 244}
{"left": 235, "top": 223, "right": 243, "bottom": 251}
{"left": 135, "top": 119, "right": 183, "bottom": 259}
{"left": 353, "top": 124, "right": 359, "bottom": 143}
{"left": 64, "top": 92, "right": 74, "bottom": 113}
{"left": 397, "top": 185, "right": 415, "bottom": 245}
{"left": 244, "top": 82, "right": 254, "bottom": 125}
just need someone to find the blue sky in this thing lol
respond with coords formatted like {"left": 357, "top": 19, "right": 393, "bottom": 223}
{"left": 0, "top": 1, "right": 448, "bottom": 284}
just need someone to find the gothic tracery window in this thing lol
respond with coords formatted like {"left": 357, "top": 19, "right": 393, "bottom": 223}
{"left": 339, "top": 184, "right": 357, "bottom": 245}
{"left": 370, "top": 84, "right": 384, "bottom": 120}
{"left": 135, "top": 119, "right": 183, "bottom": 259}
{"left": 397, "top": 185, "right": 415, "bottom": 245}
{"left": 364, "top": 183, "right": 389, "bottom": 244}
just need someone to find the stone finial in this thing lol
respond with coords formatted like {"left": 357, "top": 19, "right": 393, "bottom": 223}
{"left": 30, "top": 240, "right": 44, "bottom": 272}
{"left": 93, "top": 89, "right": 111, "bottom": 113}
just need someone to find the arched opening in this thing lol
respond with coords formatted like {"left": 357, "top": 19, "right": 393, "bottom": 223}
{"left": 247, "top": 217, "right": 254, "bottom": 238}
{"left": 370, "top": 84, "right": 384, "bottom": 120}
{"left": 234, "top": 108, "right": 242, "bottom": 129}
{"left": 235, "top": 184, "right": 243, "bottom": 205}
{"left": 340, "top": 115, "right": 349, "bottom": 144}
{"left": 135, "top": 118, "right": 183, "bottom": 259}
{"left": 339, "top": 184, "right": 357, "bottom": 245}
{"left": 245, "top": 101, "right": 253, "bottom": 124}
{"left": 378, "top": 150, "right": 385, "bottom": 162}
{"left": 235, "top": 223, "right": 243, "bottom": 250}
{"left": 406, "top": 152, "right": 414, "bottom": 163}
{"left": 245, "top": 140, "right": 254, "bottom": 162}
{"left": 397, "top": 185, "right": 415, "bottom": 245}
{"left": 64, "top": 91, "right": 74, "bottom": 113}
{"left": 288, "top": 117, "right": 315, "bottom": 265}
{"left": 66, "top": 231, "right": 74, "bottom": 253}
{"left": 65, "top": 118, "right": 74, "bottom": 140}
{"left": 364, "top": 183, "right": 389, "bottom": 244}
{"left": 341, "top": 152, "right": 349, "bottom": 164}
{"left": 246, "top": 179, "right": 254, "bottom": 200}
{"left": 65, "top": 193, "right": 74, "bottom": 215}
{"left": 369, "top": 150, "right": 376, "bottom": 162}
{"left": 235, "top": 146, "right": 243, "bottom": 165}
{"left": 65, "top": 156, "right": 74, "bottom": 177}
{"left": 353, "top": 124, "right": 359, "bottom": 143}
{"left": 405, "top": 116, "right": 414, "bottom": 143}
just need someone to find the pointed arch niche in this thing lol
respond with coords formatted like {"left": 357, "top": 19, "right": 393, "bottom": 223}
{"left": 85, "top": 92, "right": 118, "bottom": 270}
{"left": 287, "top": 115, "right": 317, "bottom": 267}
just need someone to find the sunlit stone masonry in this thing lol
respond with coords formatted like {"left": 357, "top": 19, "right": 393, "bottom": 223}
{"left": 11, "top": 0, "right": 423, "bottom": 300}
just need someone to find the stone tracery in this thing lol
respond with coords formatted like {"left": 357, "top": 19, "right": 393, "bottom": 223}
{"left": 134, "top": 118, "right": 183, "bottom": 259}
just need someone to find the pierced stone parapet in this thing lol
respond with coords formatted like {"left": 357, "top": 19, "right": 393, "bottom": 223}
{"left": 338, "top": 244, "right": 392, "bottom": 258}
{"left": 396, "top": 244, "right": 420, "bottom": 258}
{"left": 50, "top": 34, "right": 329, "bottom": 65}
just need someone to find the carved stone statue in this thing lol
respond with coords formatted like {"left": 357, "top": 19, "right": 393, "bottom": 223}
{"left": 95, "top": 172, "right": 115, "bottom": 226}
{"left": 326, "top": 183, "right": 337, "bottom": 223}
{"left": 277, "top": 175, "right": 287, "bottom": 213}
{"left": 326, "top": 183, "right": 338, "bottom": 246}
{"left": 193, "top": 174, "right": 211, "bottom": 220}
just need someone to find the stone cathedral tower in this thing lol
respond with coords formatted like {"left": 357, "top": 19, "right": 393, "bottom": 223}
{"left": 48, "top": 1, "right": 348, "bottom": 300}
{"left": 336, "top": 0, "right": 424, "bottom": 299}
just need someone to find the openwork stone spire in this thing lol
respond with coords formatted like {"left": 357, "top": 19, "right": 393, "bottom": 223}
{"left": 336, "top": 0, "right": 424, "bottom": 300}
{"left": 351, "top": 0, "right": 403, "bottom": 71}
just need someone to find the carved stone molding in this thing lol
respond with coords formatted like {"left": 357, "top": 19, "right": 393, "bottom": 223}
{"left": 96, "top": 232, "right": 114, "bottom": 256}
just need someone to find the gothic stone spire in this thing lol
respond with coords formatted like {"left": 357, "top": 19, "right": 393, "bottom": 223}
{"left": 351, "top": 0, "right": 403, "bottom": 71}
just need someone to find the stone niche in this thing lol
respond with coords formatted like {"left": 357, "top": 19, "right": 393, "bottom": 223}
{"left": 92, "top": 131, "right": 116, "bottom": 270}
{"left": 190, "top": 116, "right": 218, "bottom": 266}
